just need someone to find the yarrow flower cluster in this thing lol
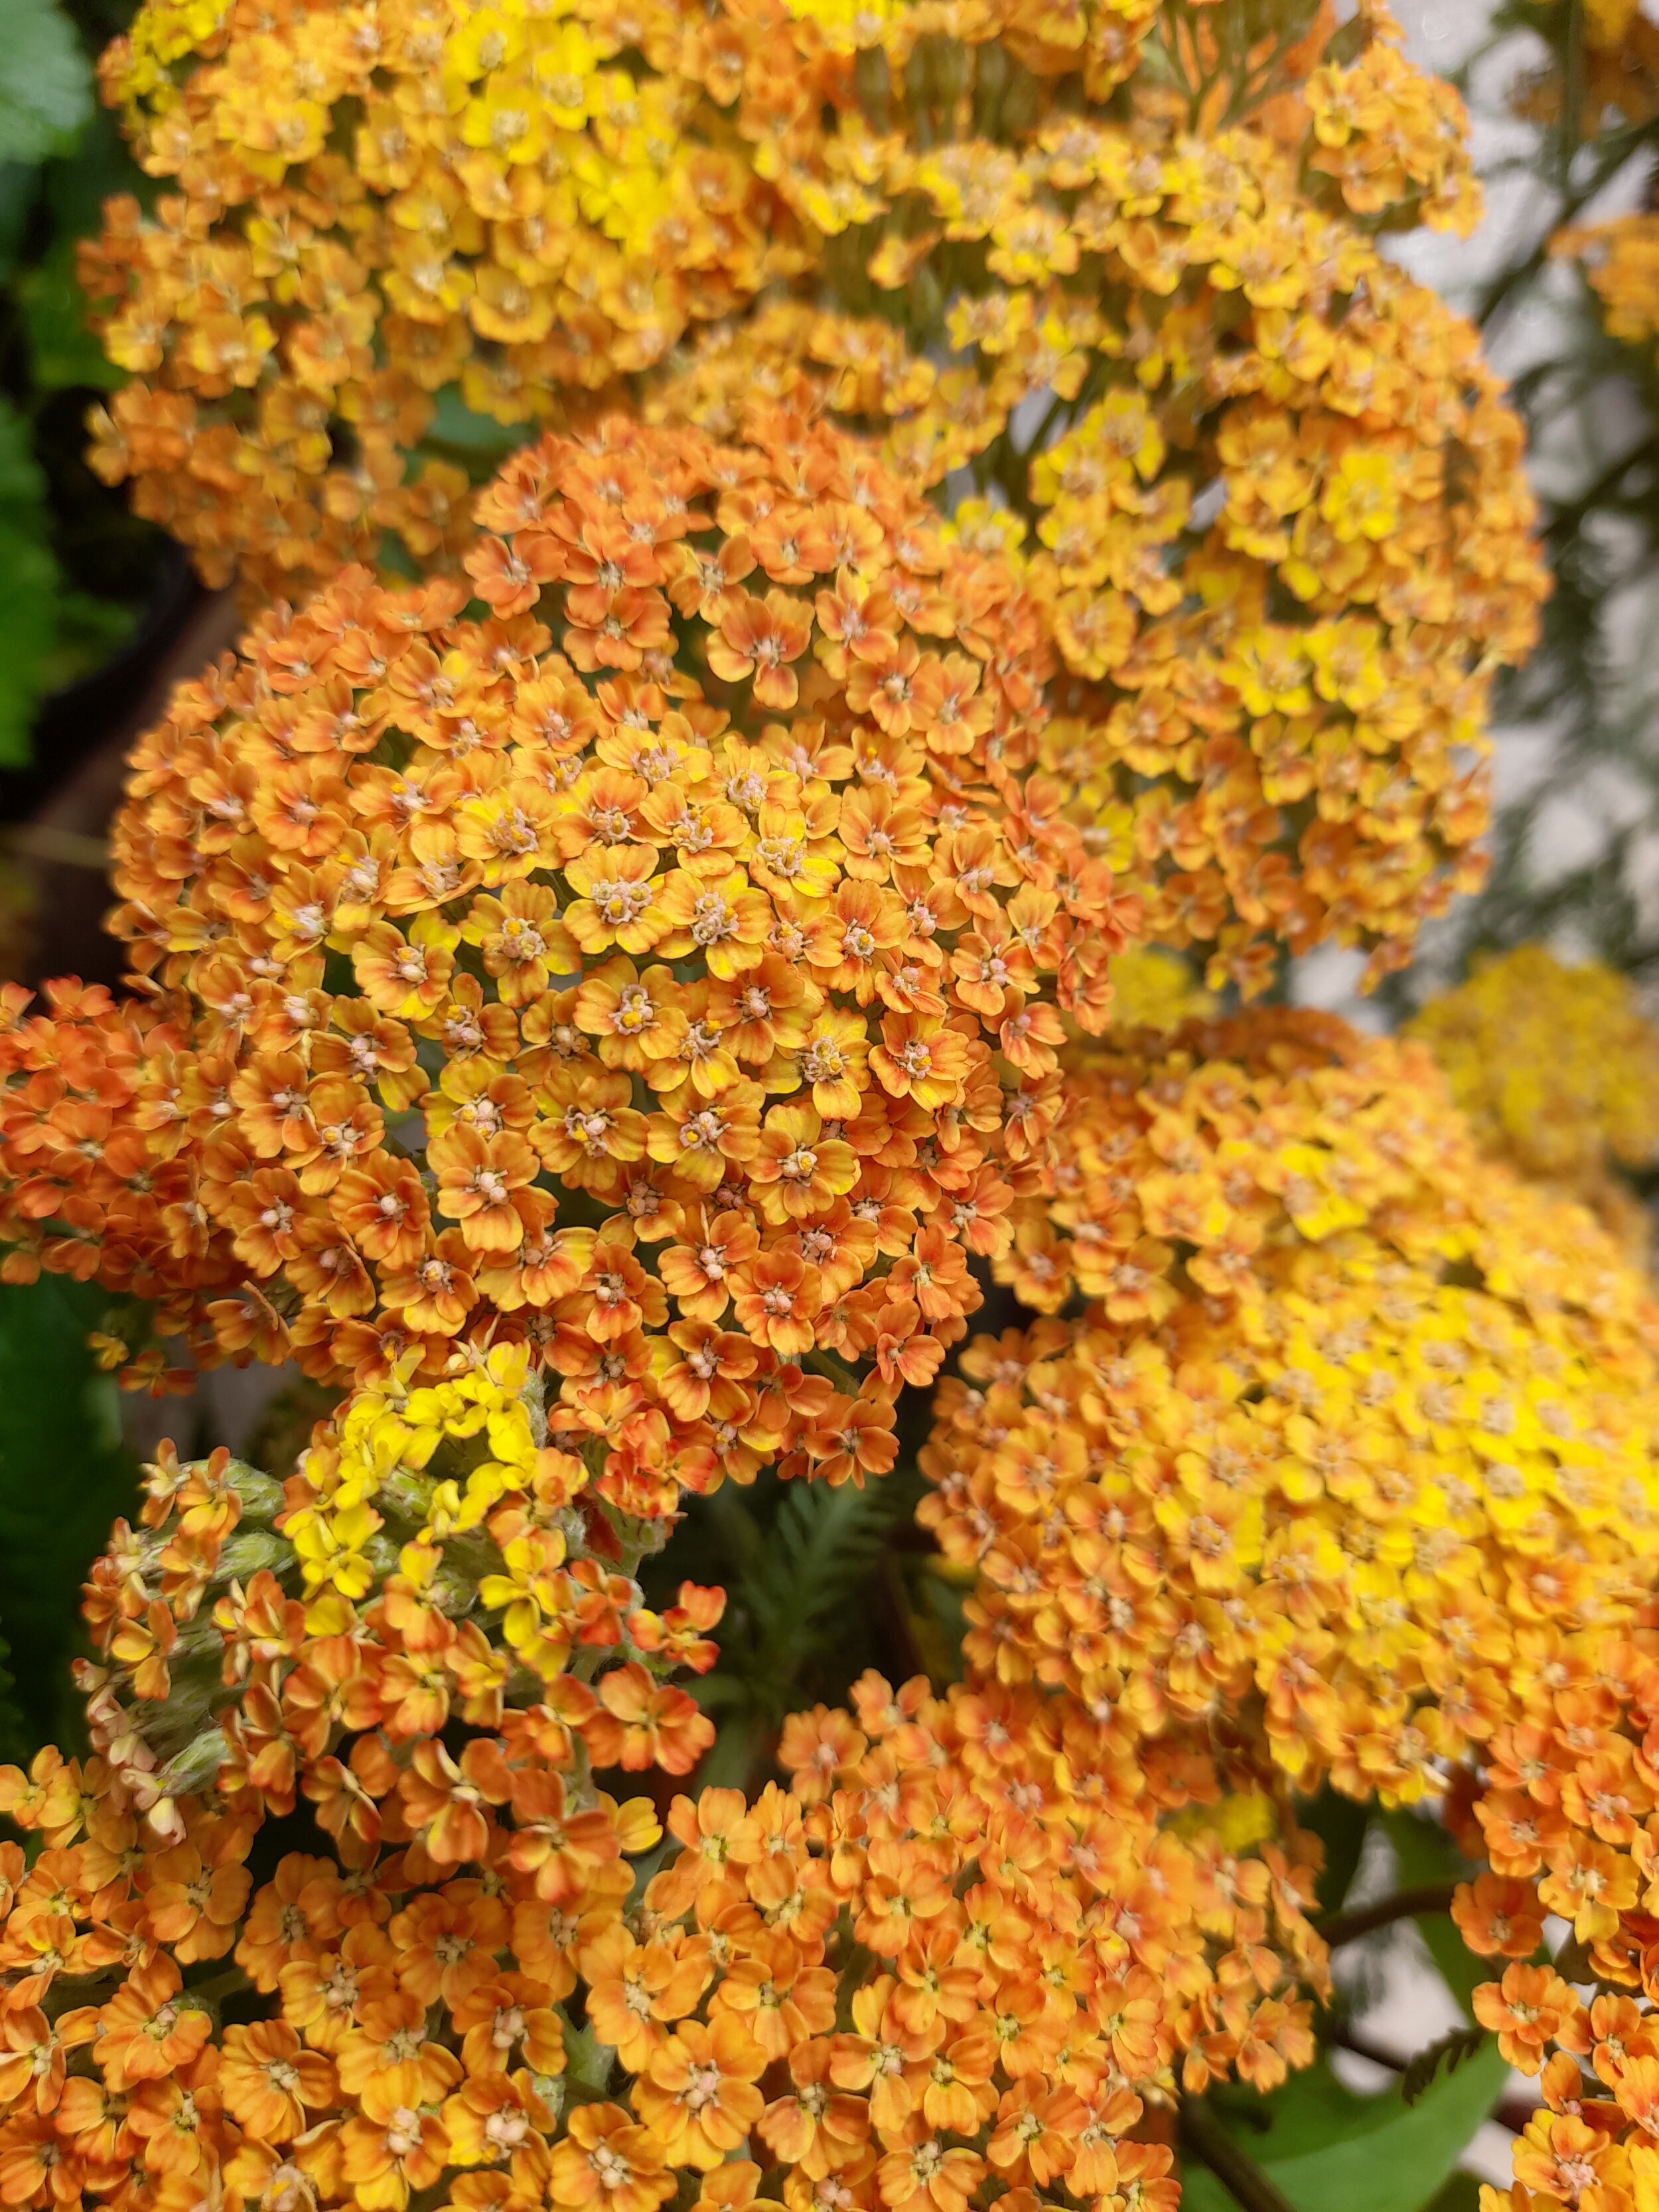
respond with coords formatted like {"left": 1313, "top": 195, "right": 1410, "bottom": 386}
{"left": 1407, "top": 944, "right": 1659, "bottom": 1251}
{"left": 656, "top": 13, "right": 1545, "bottom": 988}
{"left": 1553, "top": 211, "right": 1659, "bottom": 348}
{"left": 76, "top": 1344, "right": 731, "bottom": 1838}
{"left": 87, "top": 0, "right": 1415, "bottom": 610}
{"left": 4, "top": 415, "right": 1138, "bottom": 1487}
{"left": 81, "top": 0, "right": 810, "bottom": 599}
{"left": 922, "top": 1009, "right": 1659, "bottom": 1804}
{"left": 1535, "top": 2, "right": 1659, "bottom": 354}
{"left": 5, "top": 3, "right": 1628, "bottom": 2207}
{"left": 1457, "top": 1623, "right": 1659, "bottom": 2212}
{"left": 81, "top": 0, "right": 1546, "bottom": 990}
{"left": 774, "top": 1681, "right": 1332, "bottom": 2110}
{"left": 0, "top": 980, "right": 202, "bottom": 1394}
{"left": 72, "top": 1315, "right": 1337, "bottom": 2091}
{"left": 0, "top": 1582, "right": 1338, "bottom": 2212}
{"left": 1513, "top": 0, "right": 1659, "bottom": 141}
{"left": 1099, "top": 952, "right": 1214, "bottom": 1037}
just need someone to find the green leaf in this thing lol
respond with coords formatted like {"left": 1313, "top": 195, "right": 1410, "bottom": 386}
{"left": 421, "top": 385, "right": 523, "bottom": 465}
{"left": 21, "top": 234, "right": 121, "bottom": 391}
{"left": 44, "top": 104, "right": 147, "bottom": 238}
{"left": 0, "top": 569, "right": 58, "bottom": 759}
{"left": 1419, "top": 2175, "right": 1484, "bottom": 2212}
{"left": 1296, "top": 1787, "right": 1372, "bottom": 1916}
{"left": 739, "top": 1477, "right": 896, "bottom": 1656}
{"left": 1401, "top": 2027, "right": 1489, "bottom": 2107}
{"left": 0, "top": 163, "right": 37, "bottom": 283}
{"left": 1182, "top": 2039, "right": 1508, "bottom": 2212}
{"left": 0, "top": 1629, "right": 33, "bottom": 1771}
{"left": 36, "top": 589, "right": 135, "bottom": 692}
{"left": 0, "top": 398, "right": 59, "bottom": 767}
{"left": 0, "top": 0, "right": 92, "bottom": 164}
{"left": 685, "top": 1473, "right": 904, "bottom": 1789}
{"left": 0, "top": 1276, "right": 139, "bottom": 1752}
{"left": 1378, "top": 1809, "right": 1486, "bottom": 2014}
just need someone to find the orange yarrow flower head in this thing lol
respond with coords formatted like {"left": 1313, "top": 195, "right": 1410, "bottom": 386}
{"left": 21, "top": 414, "right": 1140, "bottom": 1509}
{"left": 0, "top": 980, "right": 213, "bottom": 1368}
{"left": 1555, "top": 210, "right": 1659, "bottom": 351}
{"left": 774, "top": 1666, "right": 1327, "bottom": 2112}
{"left": 1514, "top": 0, "right": 1659, "bottom": 143}
{"left": 1453, "top": 1607, "right": 1659, "bottom": 2205}
{"left": 923, "top": 1007, "right": 1659, "bottom": 1824}
{"left": 0, "top": 1664, "right": 1201, "bottom": 2212}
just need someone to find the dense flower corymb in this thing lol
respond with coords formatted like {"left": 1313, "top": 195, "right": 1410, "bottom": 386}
{"left": 82, "top": 0, "right": 1544, "bottom": 989}
{"left": 77, "top": 1345, "right": 729, "bottom": 1833}
{"left": 0, "top": 1672, "right": 1202, "bottom": 2212}
{"left": 1554, "top": 210, "right": 1659, "bottom": 348}
{"left": 1513, "top": 0, "right": 1659, "bottom": 141}
{"left": 4, "top": 412, "right": 1138, "bottom": 1493}
{"left": 1102, "top": 950, "right": 1215, "bottom": 1035}
{"left": 656, "top": 8, "right": 1546, "bottom": 990}
{"left": 82, "top": 0, "right": 811, "bottom": 601}
{"left": 1450, "top": 1627, "right": 1659, "bottom": 2212}
{"left": 925, "top": 1009, "right": 1659, "bottom": 1806}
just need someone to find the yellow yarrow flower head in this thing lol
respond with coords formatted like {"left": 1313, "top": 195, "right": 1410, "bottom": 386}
{"left": 926, "top": 1007, "right": 1659, "bottom": 1816}
{"left": 1407, "top": 943, "right": 1659, "bottom": 1252}
{"left": 1105, "top": 948, "right": 1216, "bottom": 1032}
{"left": 1554, "top": 210, "right": 1659, "bottom": 349}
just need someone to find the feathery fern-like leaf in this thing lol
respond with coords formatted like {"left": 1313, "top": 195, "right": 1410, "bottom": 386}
{"left": 1400, "top": 2026, "right": 1488, "bottom": 2108}
{"left": 688, "top": 1474, "right": 906, "bottom": 1789}
{"left": 740, "top": 1477, "right": 899, "bottom": 1657}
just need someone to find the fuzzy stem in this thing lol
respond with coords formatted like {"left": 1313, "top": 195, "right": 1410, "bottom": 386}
{"left": 1315, "top": 1881, "right": 1459, "bottom": 1947}
{"left": 804, "top": 1347, "right": 861, "bottom": 1393}
{"left": 182, "top": 1962, "right": 253, "bottom": 2008}
{"left": 1178, "top": 2097, "right": 1299, "bottom": 2212}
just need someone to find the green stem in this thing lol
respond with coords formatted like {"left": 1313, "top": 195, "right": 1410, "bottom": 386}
{"left": 1543, "top": 431, "right": 1659, "bottom": 538}
{"left": 1178, "top": 2098, "right": 1299, "bottom": 2212}
{"left": 804, "top": 1347, "right": 860, "bottom": 1392}
{"left": 1475, "top": 124, "right": 1653, "bottom": 331}
{"left": 1315, "top": 1881, "right": 1459, "bottom": 1947}
{"left": 1561, "top": 0, "right": 1583, "bottom": 193}
{"left": 182, "top": 1962, "right": 253, "bottom": 2008}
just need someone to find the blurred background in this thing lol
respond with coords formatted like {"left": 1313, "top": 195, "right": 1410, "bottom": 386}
{"left": 1297, "top": 0, "right": 1659, "bottom": 1022}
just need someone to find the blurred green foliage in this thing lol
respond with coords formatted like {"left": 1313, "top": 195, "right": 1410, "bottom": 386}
{"left": 0, "top": 0, "right": 161, "bottom": 769}
{"left": 0, "top": 1275, "right": 138, "bottom": 1755}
